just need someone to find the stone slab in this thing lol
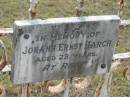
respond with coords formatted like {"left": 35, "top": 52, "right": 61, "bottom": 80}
{"left": 12, "top": 15, "right": 120, "bottom": 84}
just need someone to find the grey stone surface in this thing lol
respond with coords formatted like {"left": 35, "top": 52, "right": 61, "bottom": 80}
{"left": 12, "top": 15, "right": 120, "bottom": 84}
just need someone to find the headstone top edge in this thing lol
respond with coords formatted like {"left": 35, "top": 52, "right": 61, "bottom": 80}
{"left": 14, "top": 19, "right": 43, "bottom": 26}
{"left": 14, "top": 15, "right": 120, "bottom": 26}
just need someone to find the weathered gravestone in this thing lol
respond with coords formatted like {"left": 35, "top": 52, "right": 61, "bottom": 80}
{"left": 12, "top": 15, "right": 120, "bottom": 84}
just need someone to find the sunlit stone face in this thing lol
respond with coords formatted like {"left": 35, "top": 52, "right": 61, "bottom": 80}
{"left": 13, "top": 16, "right": 120, "bottom": 84}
